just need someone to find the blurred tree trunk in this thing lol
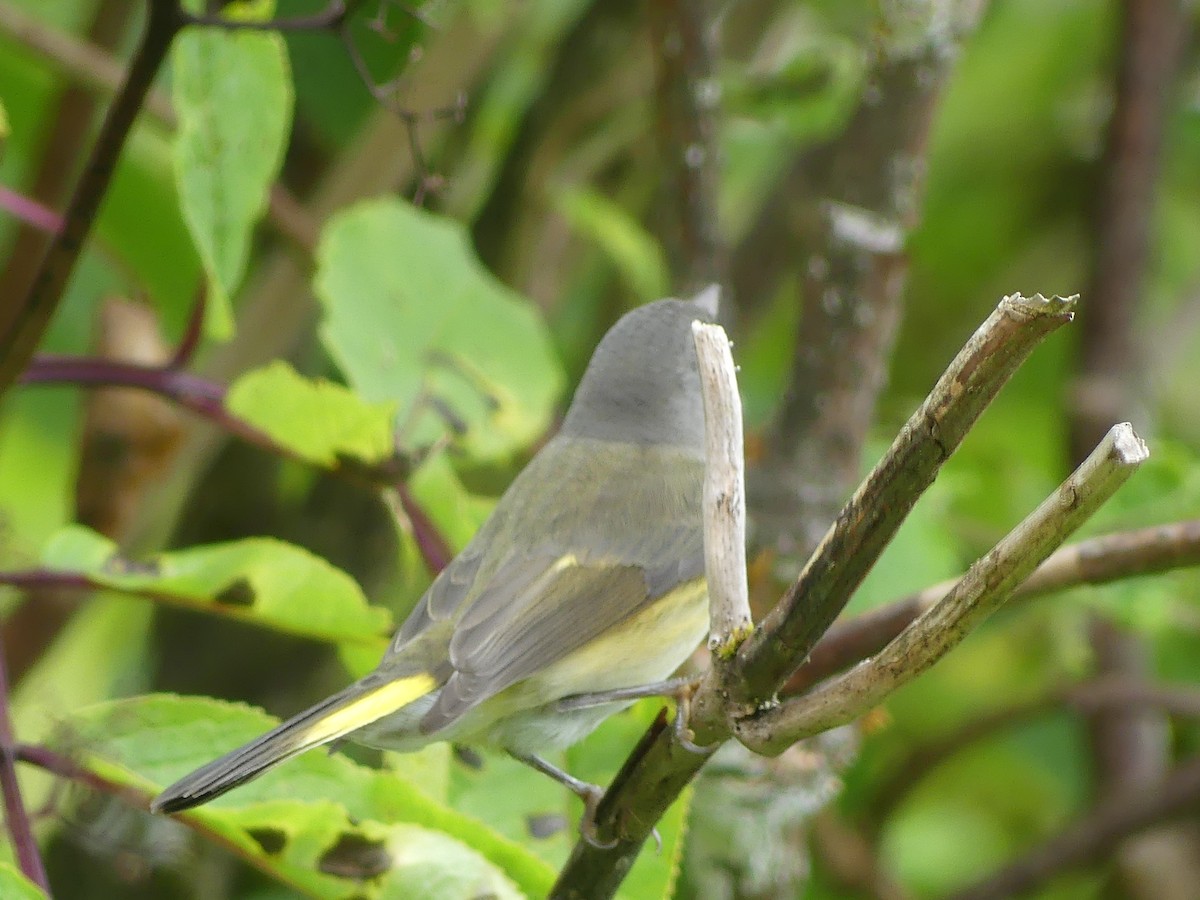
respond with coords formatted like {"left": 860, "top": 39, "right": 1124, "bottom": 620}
{"left": 1069, "top": 1, "right": 1200, "bottom": 896}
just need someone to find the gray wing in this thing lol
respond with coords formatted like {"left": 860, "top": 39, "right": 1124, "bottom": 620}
{"left": 388, "top": 439, "right": 705, "bottom": 734}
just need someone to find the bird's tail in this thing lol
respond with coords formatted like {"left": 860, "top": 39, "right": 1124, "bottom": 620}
{"left": 151, "top": 672, "right": 437, "bottom": 814}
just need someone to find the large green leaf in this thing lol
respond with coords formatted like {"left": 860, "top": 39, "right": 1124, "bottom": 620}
{"left": 39, "top": 525, "right": 390, "bottom": 649}
{"left": 314, "top": 198, "right": 564, "bottom": 461}
{"left": 172, "top": 3, "right": 293, "bottom": 339}
{"left": 0, "top": 863, "right": 46, "bottom": 900}
{"left": 227, "top": 360, "right": 398, "bottom": 466}
{"left": 62, "top": 695, "right": 554, "bottom": 899}
{"left": 96, "top": 122, "right": 201, "bottom": 335}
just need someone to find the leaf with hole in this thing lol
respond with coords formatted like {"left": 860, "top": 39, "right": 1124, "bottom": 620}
{"left": 60, "top": 695, "right": 553, "bottom": 899}
{"left": 315, "top": 199, "right": 564, "bottom": 461}
{"left": 38, "top": 525, "right": 390, "bottom": 649}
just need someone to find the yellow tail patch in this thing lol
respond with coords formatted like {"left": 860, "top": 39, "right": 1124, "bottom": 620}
{"left": 299, "top": 674, "right": 436, "bottom": 746}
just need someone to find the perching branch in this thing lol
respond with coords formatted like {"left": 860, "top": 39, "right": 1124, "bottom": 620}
{"left": 692, "top": 320, "right": 752, "bottom": 655}
{"left": 552, "top": 293, "right": 1080, "bottom": 897}
{"left": 735, "top": 424, "right": 1149, "bottom": 754}
{"left": 789, "top": 518, "right": 1200, "bottom": 692}
{"left": 734, "top": 294, "right": 1078, "bottom": 698}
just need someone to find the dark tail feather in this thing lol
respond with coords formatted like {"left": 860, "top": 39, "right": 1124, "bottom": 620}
{"left": 151, "top": 672, "right": 436, "bottom": 813}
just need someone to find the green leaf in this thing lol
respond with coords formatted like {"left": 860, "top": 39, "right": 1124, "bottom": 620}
{"left": 0, "top": 862, "right": 47, "bottom": 900}
{"left": 552, "top": 187, "right": 670, "bottom": 301}
{"left": 97, "top": 123, "right": 202, "bottom": 337}
{"left": 314, "top": 198, "right": 564, "bottom": 461}
{"left": 172, "top": 8, "right": 293, "bottom": 339}
{"left": 39, "top": 525, "right": 390, "bottom": 648}
{"left": 63, "top": 695, "right": 554, "bottom": 898}
{"left": 228, "top": 361, "right": 398, "bottom": 466}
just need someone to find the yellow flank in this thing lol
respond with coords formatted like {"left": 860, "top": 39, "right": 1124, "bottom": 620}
{"left": 299, "top": 674, "right": 436, "bottom": 745}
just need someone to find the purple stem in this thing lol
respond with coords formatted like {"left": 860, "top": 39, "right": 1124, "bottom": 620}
{"left": 396, "top": 484, "right": 452, "bottom": 575}
{"left": 0, "top": 639, "right": 50, "bottom": 890}
{"left": 0, "top": 185, "right": 63, "bottom": 234}
{"left": 22, "top": 354, "right": 276, "bottom": 450}
{"left": 169, "top": 288, "right": 207, "bottom": 369}
{"left": 21, "top": 354, "right": 453, "bottom": 573}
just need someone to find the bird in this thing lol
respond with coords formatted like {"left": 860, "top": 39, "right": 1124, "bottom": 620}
{"left": 152, "top": 288, "right": 718, "bottom": 829}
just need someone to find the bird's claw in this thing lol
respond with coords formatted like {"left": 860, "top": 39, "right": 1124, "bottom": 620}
{"left": 578, "top": 784, "right": 618, "bottom": 850}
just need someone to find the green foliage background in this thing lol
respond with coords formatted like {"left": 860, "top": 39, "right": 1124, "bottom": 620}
{"left": 0, "top": 0, "right": 1199, "bottom": 898}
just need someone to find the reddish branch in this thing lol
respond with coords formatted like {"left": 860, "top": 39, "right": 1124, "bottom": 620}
{"left": 19, "top": 354, "right": 459, "bottom": 575}
{"left": 0, "top": 646, "right": 49, "bottom": 889}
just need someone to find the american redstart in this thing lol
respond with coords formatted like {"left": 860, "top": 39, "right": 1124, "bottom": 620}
{"left": 152, "top": 289, "right": 717, "bottom": 821}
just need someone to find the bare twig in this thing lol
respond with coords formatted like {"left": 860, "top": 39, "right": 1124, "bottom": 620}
{"left": 692, "top": 320, "right": 752, "bottom": 654}
{"left": 789, "top": 519, "right": 1200, "bottom": 692}
{"left": 948, "top": 756, "right": 1200, "bottom": 900}
{"left": 0, "top": 643, "right": 49, "bottom": 890}
{"left": 169, "top": 291, "right": 208, "bottom": 370}
{"left": 734, "top": 294, "right": 1078, "bottom": 698}
{"left": 736, "top": 424, "right": 1149, "bottom": 754}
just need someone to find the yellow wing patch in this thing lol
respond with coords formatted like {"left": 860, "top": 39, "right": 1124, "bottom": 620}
{"left": 297, "top": 674, "right": 436, "bottom": 746}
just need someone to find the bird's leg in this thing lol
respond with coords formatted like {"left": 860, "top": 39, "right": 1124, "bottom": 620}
{"left": 556, "top": 676, "right": 717, "bottom": 756}
{"left": 670, "top": 681, "right": 719, "bottom": 756}
{"left": 512, "top": 753, "right": 617, "bottom": 849}
{"left": 553, "top": 676, "right": 700, "bottom": 712}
